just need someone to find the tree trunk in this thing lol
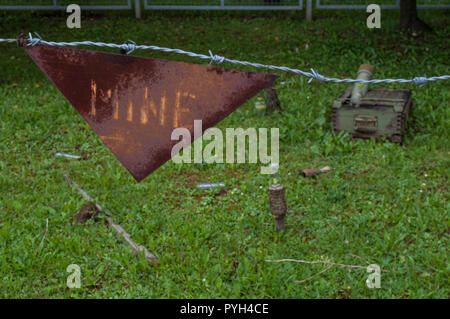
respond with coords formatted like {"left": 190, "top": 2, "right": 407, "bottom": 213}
{"left": 400, "top": 0, "right": 432, "bottom": 32}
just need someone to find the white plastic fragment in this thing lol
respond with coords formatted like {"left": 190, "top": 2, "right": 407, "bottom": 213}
{"left": 54, "top": 152, "right": 81, "bottom": 160}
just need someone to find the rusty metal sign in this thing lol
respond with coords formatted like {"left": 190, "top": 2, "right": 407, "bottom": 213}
{"left": 23, "top": 44, "right": 278, "bottom": 181}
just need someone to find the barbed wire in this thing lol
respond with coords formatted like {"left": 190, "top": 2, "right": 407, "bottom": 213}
{"left": 0, "top": 38, "right": 17, "bottom": 43}
{"left": 1, "top": 33, "right": 449, "bottom": 86}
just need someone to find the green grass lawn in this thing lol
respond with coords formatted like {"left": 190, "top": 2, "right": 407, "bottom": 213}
{"left": 0, "top": 9, "right": 449, "bottom": 298}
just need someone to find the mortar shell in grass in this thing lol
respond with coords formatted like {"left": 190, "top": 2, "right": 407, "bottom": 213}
{"left": 268, "top": 183, "right": 287, "bottom": 232}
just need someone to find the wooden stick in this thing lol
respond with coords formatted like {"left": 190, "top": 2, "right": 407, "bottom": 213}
{"left": 63, "top": 174, "right": 158, "bottom": 265}
{"left": 296, "top": 264, "right": 333, "bottom": 284}
{"left": 265, "top": 258, "right": 388, "bottom": 272}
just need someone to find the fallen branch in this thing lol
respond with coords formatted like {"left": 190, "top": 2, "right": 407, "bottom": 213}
{"left": 349, "top": 253, "right": 370, "bottom": 265}
{"left": 265, "top": 258, "right": 388, "bottom": 272}
{"left": 34, "top": 218, "right": 49, "bottom": 255}
{"left": 63, "top": 174, "right": 158, "bottom": 265}
{"left": 296, "top": 264, "right": 334, "bottom": 284}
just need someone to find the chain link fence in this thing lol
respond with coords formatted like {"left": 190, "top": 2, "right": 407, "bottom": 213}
{"left": 0, "top": 0, "right": 448, "bottom": 13}
{"left": 143, "top": 0, "right": 303, "bottom": 10}
{"left": 316, "top": 0, "right": 449, "bottom": 9}
{"left": 0, "top": 0, "right": 132, "bottom": 10}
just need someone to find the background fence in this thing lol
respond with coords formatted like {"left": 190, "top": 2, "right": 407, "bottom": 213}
{"left": 0, "top": 0, "right": 132, "bottom": 10}
{"left": 0, "top": 0, "right": 448, "bottom": 14}
{"left": 143, "top": 0, "right": 303, "bottom": 10}
{"left": 316, "top": 0, "right": 450, "bottom": 9}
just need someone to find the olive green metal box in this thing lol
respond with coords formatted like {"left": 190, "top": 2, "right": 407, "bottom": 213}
{"left": 332, "top": 87, "right": 413, "bottom": 143}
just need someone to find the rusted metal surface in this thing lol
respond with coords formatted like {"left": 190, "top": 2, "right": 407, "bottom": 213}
{"left": 23, "top": 44, "right": 278, "bottom": 181}
{"left": 302, "top": 169, "right": 323, "bottom": 178}
{"left": 302, "top": 166, "right": 330, "bottom": 178}
{"left": 268, "top": 183, "right": 287, "bottom": 232}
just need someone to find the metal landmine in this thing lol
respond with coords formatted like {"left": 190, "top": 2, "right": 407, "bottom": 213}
{"left": 302, "top": 166, "right": 330, "bottom": 178}
{"left": 196, "top": 182, "right": 225, "bottom": 190}
{"left": 265, "top": 83, "right": 282, "bottom": 112}
{"left": 268, "top": 184, "right": 287, "bottom": 232}
{"left": 254, "top": 83, "right": 282, "bottom": 116}
{"left": 254, "top": 95, "right": 267, "bottom": 116}
{"left": 267, "top": 165, "right": 287, "bottom": 232}
{"left": 22, "top": 43, "right": 278, "bottom": 182}
{"left": 332, "top": 64, "right": 413, "bottom": 143}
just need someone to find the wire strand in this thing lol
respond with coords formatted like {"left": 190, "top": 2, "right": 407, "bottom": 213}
{"left": 1, "top": 34, "right": 449, "bottom": 86}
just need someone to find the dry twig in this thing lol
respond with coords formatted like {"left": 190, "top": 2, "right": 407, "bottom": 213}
{"left": 35, "top": 218, "right": 49, "bottom": 255}
{"left": 296, "top": 264, "right": 334, "bottom": 284}
{"left": 265, "top": 258, "right": 388, "bottom": 272}
{"left": 266, "top": 257, "right": 388, "bottom": 284}
{"left": 63, "top": 174, "right": 158, "bottom": 265}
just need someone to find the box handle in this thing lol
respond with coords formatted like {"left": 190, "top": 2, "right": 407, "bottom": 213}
{"left": 354, "top": 115, "right": 378, "bottom": 133}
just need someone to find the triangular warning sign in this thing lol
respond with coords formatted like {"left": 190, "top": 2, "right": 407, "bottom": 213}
{"left": 24, "top": 45, "right": 278, "bottom": 181}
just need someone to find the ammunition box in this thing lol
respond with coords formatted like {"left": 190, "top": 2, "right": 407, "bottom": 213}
{"left": 332, "top": 87, "right": 413, "bottom": 143}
